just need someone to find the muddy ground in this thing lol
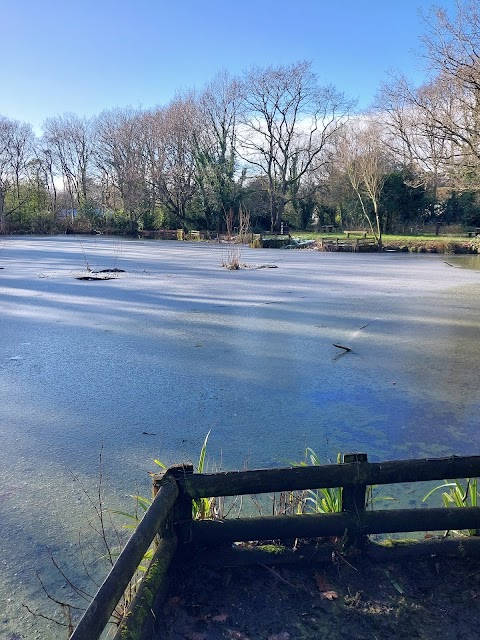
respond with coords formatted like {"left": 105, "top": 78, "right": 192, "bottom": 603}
{"left": 151, "top": 546, "right": 480, "bottom": 640}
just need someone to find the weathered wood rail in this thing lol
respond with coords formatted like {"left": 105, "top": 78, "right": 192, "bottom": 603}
{"left": 70, "top": 453, "right": 480, "bottom": 640}
{"left": 137, "top": 229, "right": 183, "bottom": 240}
{"left": 137, "top": 229, "right": 217, "bottom": 241}
{"left": 69, "top": 476, "right": 178, "bottom": 640}
{"left": 344, "top": 230, "right": 370, "bottom": 238}
{"left": 258, "top": 233, "right": 292, "bottom": 248}
{"left": 320, "top": 235, "right": 377, "bottom": 251}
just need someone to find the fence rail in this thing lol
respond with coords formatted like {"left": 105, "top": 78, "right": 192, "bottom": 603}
{"left": 319, "top": 236, "right": 377, "bottom": 251}
{"left": 158, "top": 455, "right": 480, "bottom": 498}
{"left": 191, "top": 507, "right": 480, "bottom": 545}
{"left": 69, "top": 453, "right": 480, "bottom": 640}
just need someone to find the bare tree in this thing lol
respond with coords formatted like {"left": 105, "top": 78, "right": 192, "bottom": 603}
{"left": 369, "top": 0, "right": 480, "bottom": 215}
{"left": 96, "top": 98, "right": 202, "bottom": 232}
{"left": 420, "top": 1, "right": 480, "bottom": 93}
{"left": 9, "top": 121, "right": 35, "bottom": 201}
{"left": 155, "top": 94, "right": 199, "bottom": 228}
{"left": 375, "top": 75, "right": 452, "bottom": 216}
{"left": 43, "top": 114, "right": 95, "bottom": 214}
{"left": 0, "top": 116, "right": 35, "bottom": 233}
{"left": 141, "top": 107, "right": 167, "bottom": 223}
{"left": 0, "top": 117, "right": 13, "bottom": 233}
{"left": 36, "top": 146, "right": 58, "bottom": 214}
{"left": 95, "top": 108, "right": 150, "bottom": 232}
{"left": 390, "top": 2, "right": 480, "bottom": 190}
{"left": 238, "top": 61, "right": 353, "bottom": 233}
{"left": 336, "top": 123, "right": 392, "bottom": 247}
{"left": 195, "top": 71, "right": 244, "bottom": 229}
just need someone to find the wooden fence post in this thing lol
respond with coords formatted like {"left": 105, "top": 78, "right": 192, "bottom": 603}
{"left": 69, "top": 478, "right": 178, "bottom": 640}
{"left": 168, "top": 463, "right": 194, "bottom": 545}
{"left": 342, "top": 452, "right": 368, "bottom": 548}
{"left": 112, "top": 529, "right": 178, "bottom": 640}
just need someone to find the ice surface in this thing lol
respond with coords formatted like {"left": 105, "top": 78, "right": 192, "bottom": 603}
{"left": 1, "top": 235, "right": 480, "bottom": 638}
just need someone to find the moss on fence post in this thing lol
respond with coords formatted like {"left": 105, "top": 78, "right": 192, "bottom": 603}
{"left": 113, "top": 530, "right": 178, "bottom": 640}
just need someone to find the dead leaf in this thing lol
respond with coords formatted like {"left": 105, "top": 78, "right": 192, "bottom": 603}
{"left": 321, "top": 590, "right": 339, "bottom": 601}
{"left": 315, "top": 573, "right": 338, "bottom": 600}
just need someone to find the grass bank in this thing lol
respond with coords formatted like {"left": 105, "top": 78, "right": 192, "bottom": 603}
{"left": 294, "top": 232, "right": 480, "bottom": 254}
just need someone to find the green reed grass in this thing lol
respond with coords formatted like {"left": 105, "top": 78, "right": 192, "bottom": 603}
{"left": 423, "top": 477, "right": 479, "bottom": 536}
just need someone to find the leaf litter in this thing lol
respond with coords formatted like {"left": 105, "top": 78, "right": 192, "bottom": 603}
{"left": 151, "top": 553, "right": 480, "bottom": 640}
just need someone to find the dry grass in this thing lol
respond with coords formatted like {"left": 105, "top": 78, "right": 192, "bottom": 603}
{"left": 221, "top": 207, "right": 251, "bottom": 269}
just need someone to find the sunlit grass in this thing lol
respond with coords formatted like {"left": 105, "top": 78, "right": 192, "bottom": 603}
{"left": 289, "top": 231, "right": 476, "bottom": 253}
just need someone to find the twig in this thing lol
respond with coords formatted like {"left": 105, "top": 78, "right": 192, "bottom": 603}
{"left": 71, "top": 445, "right": 116, "bottom": 566}
{"left": 22, "top": 603, "right": 71, "bottom": 627}
{"left": 46, "top": 557, "right": 93, "bottom": 603}
{"left": 79, "top": 241, "right": 91, "bottom": 272}
{"left": 359, "top": 321, "right": 374, "bottom": 330}
{"left": 333, "top": 344, "right": 352, "bottom": 352}
{"left": 261, "top": 564, "right": 298, "bottom": 590}
{"left": 332, "top": 550, "right": 359, "bottom": 572}
{"left": 35, "top": 570, "right": 86, "bottom": 610}
{"left": 77, "top": 531, "right": 102, "bottom": 589}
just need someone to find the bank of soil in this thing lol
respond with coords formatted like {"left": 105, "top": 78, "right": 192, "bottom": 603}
{"left": 152, "top": 551, "right": 480, "bottom": 640}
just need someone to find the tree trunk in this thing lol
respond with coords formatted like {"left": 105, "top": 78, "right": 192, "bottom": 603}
{"left": 373, "top": 202, "right": 383, "bottom": 249}
{"left": 272, "top": 196, "right": 285, "bottom": 234}
{"left": 0, "top": 190, "right": 6, "bottom": 234}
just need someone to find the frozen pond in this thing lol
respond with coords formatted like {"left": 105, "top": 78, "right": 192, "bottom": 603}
{"left": 1, "top": 235, "right": 480, "bottom": 639}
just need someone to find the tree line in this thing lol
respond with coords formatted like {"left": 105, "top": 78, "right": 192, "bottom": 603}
{"left": 1, "top": 1, "right": 480, "bottom": 238}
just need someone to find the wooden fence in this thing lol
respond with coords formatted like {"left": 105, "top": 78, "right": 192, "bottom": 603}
{"left": 69, "top": 453, "right": 480, "bottom": 640}
{"left": 137, "top": 229, "right": 181, "bottom": 240}
{"left": 137, "top": 229, "right": 217, "bottom": 241}
{"left": 320, "top": 235, "right": 377, "bottom": 251}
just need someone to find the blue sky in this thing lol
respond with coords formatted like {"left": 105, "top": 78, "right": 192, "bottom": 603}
{"left": 2, "top": 0, "right": 458, "bottom": 133}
